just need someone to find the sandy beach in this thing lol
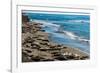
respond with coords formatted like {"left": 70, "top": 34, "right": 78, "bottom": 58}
{"left": 22, "top": 15, "right": 89, "bottom": 62}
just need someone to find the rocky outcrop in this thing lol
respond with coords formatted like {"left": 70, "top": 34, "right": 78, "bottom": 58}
{"left": 22, "top": 14, "right": 29, "bottom": 23}
{"left": 22, "top": 20, "right": 89, "bottom": 62}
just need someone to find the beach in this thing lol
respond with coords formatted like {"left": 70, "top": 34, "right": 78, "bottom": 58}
{"left": 22, "top": 15, "right": 89, "bottom": 62}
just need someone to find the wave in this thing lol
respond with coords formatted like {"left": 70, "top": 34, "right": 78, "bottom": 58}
{"left": 78, "top": 38, "right": 89, "bottom": 43}
{"left": 32, "top": 20, "right": 60, "bottom": 32}
{"left": 62, "top": 31, "right": 89, "bottom": 43}
{"left": 31, "top": 19, "right": 89, "bottom": 25}
{"left": 31, "top": 19, "right": 89, "bottom": 43}
{"left": 32, "top": 20, "right": 60, "bottom": 27}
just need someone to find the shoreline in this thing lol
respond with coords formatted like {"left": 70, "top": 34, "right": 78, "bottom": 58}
{"left": 22, "top": 15, "right": 89, "bottom": 62}
{"left": 32, "top": 19, "right": 90, "bottom": 53}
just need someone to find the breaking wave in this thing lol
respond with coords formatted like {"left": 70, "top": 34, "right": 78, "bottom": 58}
{"left": 32, "top": 19, "right": 89, "bottom": 44}
{"left": 63, "top": 31, "right": 89, "bottom": 43}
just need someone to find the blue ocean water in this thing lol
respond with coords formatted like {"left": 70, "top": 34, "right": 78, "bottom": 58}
{"left": 23, "top": 12, "right": 90, "bottom": 53}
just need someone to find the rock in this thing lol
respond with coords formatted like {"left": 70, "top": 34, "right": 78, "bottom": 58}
{"left": 62, "top": 46, "right": 68, "bottom": 49}
{"left": 31, "top": 35, "right": 38, "bottom": 39}
{"left": 25, "top": 37, "right": 33, "bottom": 43}
{"left": 53, "top": 52, "right": 61, "bottom": 56}
{"left": 40, "top": 42, "right": 48, "bottom": 45}
{"left": 54, "top": 55, "right": 67, "bottom": 60}
{"left": 22, "top": 51, "right": 32, "bottom": 62}
{"left": 31, "top": 42, "right": 41, "bottom": 49}
{"left": 37, "top": 37, "right": 46, "bottom": 40}
{"left": 40, "top": 29, "right": 45, "bottom": 32}
{"left": 36, "top": 31, "right": 48, "bottom": 37}
{"left": 31, "top": 56, "right": 40, "bottom": 61}
{"left": 25, "top": 43, "right": 31, "bottom": 48}
{"left": 22, "top": 14, "right": 29, "bottom": 23}
{"left": 33, "top": 41, "right": 40, "bottom": 45}
{"left": 57, "top": 44, "right": 62, "bottom": 47}
{"left": 39, "top": 49, "right": 47, "bottom": 51}
{"left": 24, "top": 49, "right": 32, "bottom": 53}
{"left": 22, "top": 21, "right": 89, "bottom": 62}
{"left": 22, "top": 26, "right": 31, "bottom": 33}
{"left": 22, "top": 47, "right": 33, "bottom": 55}
{"left": 62, "top": 52, "right": 69, "bottom": 56}
{"left": 41, "top": 59, "right": 54, "bottom": 61}
{"left": 80, "top": 56, "right": 89, "bottom": 60}
{"left": 74, "top": 54, "right": 80, "bottom": 57}
{"left": 39, "top": 46, "right": 50, "bottom": 50}
{"left": 66, "top": 55, "right": 75, "bottom": 60}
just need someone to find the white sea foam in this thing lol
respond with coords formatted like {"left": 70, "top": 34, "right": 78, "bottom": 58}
{"left": 78, "top": 37, "right": 90, "bottom": 43}
{"left": 32, "top": 20, "right": 60, "bottom": 32}
{"left": 32, "top": 19, "right": 89, "bottom": 43}
{"left": 33, "top": 20, "right": 60, "bottom": 27}
{"left": 63, "top": 30, "right": 89, "bottom": 43}
{"left": 63, "top": 31, "right": 77, "bottom": 40}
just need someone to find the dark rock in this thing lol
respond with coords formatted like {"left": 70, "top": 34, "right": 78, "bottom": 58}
{"left": 22, "top": 14, "right": 29, "bottom": 23}
{"left": 80, "top": 56, "right": 89, "bottom": 60}
{"left": 40, "top": 29, "right": 45, "bottom": 32}
{"left": 50, "top": 46, "right": 56, "bottom": 49}
{"left": 22, "top": 27, "right": 30, "bottom": 33}
{"left": 54, "top": 55, "right": 67, "bottom": 60}
{"left": 32, "top": 36, "right": 38, "bottom": 38}
{"left": 31, "top": 56, "right": 41, "bottom": 61}
{"left": 53, "top": 52, "right": 61, "bottom": 56}
{"left": 25, "top": 37, "right": 33, "bottom": 43}
{"left": 41, "top": 59, "right": 54, "bottom": 61}
{"left": 36, "top": 37, "right": 45, "bottom": 40}
{"left": 57, "top": 44, "right": 61, "bottom": 47}
{"left": 25, "top": 43, "right": 31, "bottom": 48}
{"left": 25, "top": 49, "right": 32, "bottom": 53}
{"left": 40, "top": 49, "right": 47, "bottom": 51}
{"left": 22, "top": 51, "right": 32, "bottom": 62}
{"left": 40, "top": 42, "right": 48, "bottom": 45}
{"left": 66, "top": 55, "right": 75, "bottom": 59}
{"left": 42, "top": 39, "right": 49, "bottom": 42}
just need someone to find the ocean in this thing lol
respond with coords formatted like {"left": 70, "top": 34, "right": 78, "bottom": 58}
{"left": 23, "top": 12, "right": 90, "bottom": 54}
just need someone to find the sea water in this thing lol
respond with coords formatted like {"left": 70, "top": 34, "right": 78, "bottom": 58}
{"left": 24, "top": 12, "right": 90, "bottom": 54}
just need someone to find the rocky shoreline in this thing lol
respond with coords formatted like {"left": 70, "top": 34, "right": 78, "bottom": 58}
{"left": 22, "top": 15, "right": 89, "bottom": 62}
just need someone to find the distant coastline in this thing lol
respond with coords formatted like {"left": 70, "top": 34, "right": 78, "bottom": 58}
{"left": 22, "top": 15, "right": 89, "bottom": 62}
